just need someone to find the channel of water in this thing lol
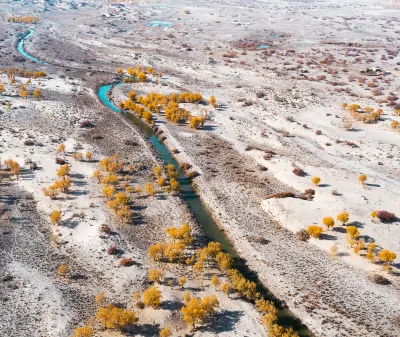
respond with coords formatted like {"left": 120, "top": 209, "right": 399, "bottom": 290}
{"left": 18, "top": 29, "right": 311, "bottom": 336}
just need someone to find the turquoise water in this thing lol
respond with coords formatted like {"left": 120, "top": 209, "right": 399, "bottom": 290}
{"left": 259, "top": 44, "right": 270, "bottom": 49}
{"left": 97, "top": 82, "right": 311, "bottom": 336}
{"left": 148, "top": 20, "right": 173, "bottom": 28}
{"left": 17, "top": 30, "right": 48, "bottom": 64}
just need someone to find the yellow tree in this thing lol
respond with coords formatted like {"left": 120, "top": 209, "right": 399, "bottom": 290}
{"left": 148, "top": 269, "right": 163, "bottom": 284}
{"left": 57, "top": 264, "right": 69, "bottom": 277}
{"left": 143, "top": 286, "right": 162, "bottom": 308}
{"left": 72, "top": 326, "right": 93, "bottom": 337}
{"left": 379, "top": 249, "right": 396, "bottom": 272}
{"left": 85, "top": 152, "right": 93, "bottom": 161}
{"left": 358, "top": 174, "right": 367, "bottom": 184}
{"left": 221, "top": 282, "right": 231, "bottom": 297}
{"left": 307, "top": 225, "right": 323, "bottom": 239}
{"left": 146, "top": 182, "right": 156, "bottom": 197}
{"left": 33, "top": 89, "right": 42, "bottom": 100}
{"left": 336, "top": 211, "right": 350, "bottom": 225}
{"left": 209, "top": 96, "right": 217, "bottom": 108}
{"left": 346, "top": 226, "right": 360, "bottom": 239}
{"left": 322, "top": 217, "right": 335, "bottom": 230}
{"left": 57, "top": 144, "right": 65, "bottom": 153}
{"left": 49, "top": 210, "right": 62, "bottom": 225}
{"left": 20, "top": 90, "right": 29, "bottom": 99}
{"left": 103, "top": 185, "right": 116, "bottom": 200}
{"left": 159, "top": 327, "right": 172, "bottom": 337}
{"left": 93, "top": 169, "right": 103, "bottom": 183}
{"left": 211, "top": 274, "right": 220, "bottom": 290}
{"left": 57, "top": 164, "right": 70, "bottom": 179}
{"left": 178, "top": 276, "right": 186, "bottom": 289}
{"left": 311, "top": 176, "right": 321, "bottom": 186}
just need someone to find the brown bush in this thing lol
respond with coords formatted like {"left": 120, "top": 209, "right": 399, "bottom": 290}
{"left": 368, "top": 274, "right": 391, "bottom": 285}
{"left": 297, "top": 229, "right": 310, "bottom": 242}
{"left": 292, "top": 167, "right": 306, "bottom": 177}
{"left": 376, "top": 211, "right": 396, "bottom": 223}
{"left": 120, "top": 257, "right": 133, "bottom": 266}
{"left": 187, "top": 171, "right": 199, "bottom": 179}
{"left": 266, "top": 192, "right": 295, "bottom": 199}
{"left": 179, "top": 162, "right": 192, "bottom": 171}
{"left": 55, "top": 158, "right": 66, "bottom": 165}
{"left": 101, "top": 225, "right": 112, "bottom": 235}
{"left": 107, "top": 245, "right": 118, "bottom": 255}
{"left": 23, "top": 140, "right": 35, "bottom": 146}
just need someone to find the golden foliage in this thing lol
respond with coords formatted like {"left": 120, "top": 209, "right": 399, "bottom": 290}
{"left": 57, "top": 264, "right": 69, "bottom": 277}
{"left": 311, "top": 176, "right": 321, "bottom": 186}
{"left": 72, "top": 326, "right": 93, "bottom": 337}
{"left": 178, "top": 276, "right": 186, "bottom": 288}
{"left": 143, "top": 286, "right": 162, "bottom": 308}
{"left": 159, "top": 327, "right": 172, "bottom": 337}
{"left": 346, "top": 226, "right": 360, "bottom": 239}
{"left": 148, "top": 269, "right": 163, "bottom": 283}
{"left": 322, "top": 217, "right": 335, "bottom": 230}
{"left": 96, "top": 305, "right": 137, "bottom": 330}
{"left": 358, "top": 174, "right": 367, "bottom": 184}
{"left": 181, "top": 295, "right": 219, "bottom": 329}
{"left": 336, "top": 211, "right": 349, "bottom": 225}
{"left": 49, "top": 210, "right": 62, "bottom": 225}
{"left": 307, "top": 225, "right": 323, "bottom": 239}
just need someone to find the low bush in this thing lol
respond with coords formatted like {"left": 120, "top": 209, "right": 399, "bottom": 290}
{"left": 187, "top": 171, "right": 199, "bottom": 179}
{"left": 80, "top": 120, "right": 94, "bottom": 128}
{"left": 107, "top": 245, "right": 118, "bottom": 255}
{"left": 297, "top": 229, "right": 310, "bottom": 242}
{"left": 23, "top": 140, "right": 35, "bottom": 146}
{"left": 101, "top": 225, "right": 112, "bottom": 234}
{"left": 368, "top": 274, "right": 391, "bottom": 285}
{"left": 265, "top": 192, "right": 295, "bottom": 199}
{"left": 120, "top": 257, "right": 133, "bottom": 266}
{"left": 55, "top": 158, "right": 66, "bottom": 165}
{"left": 376, "top": 210, "right": 396, "bottom": 223}
{"left": 292, "top": 167, "right": 306, "bottom": 177}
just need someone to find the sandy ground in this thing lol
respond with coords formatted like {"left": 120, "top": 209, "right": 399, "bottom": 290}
{"left": 1, "top": 0, "right": 400, "bottom": 336}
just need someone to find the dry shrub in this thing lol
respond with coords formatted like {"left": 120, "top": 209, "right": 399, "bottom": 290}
{"left": 187, "top": 171, "right": 199, "bottom": 179}
{"left": 101, "top": 225, "right": 112, "bottom": 234}
{"left": 376, "top": 211, "right": 396, "bottom": 223}
{"left": 179, "top": 162, "right": 192, "bottom": 171}
{"left": 368, "top": 274, "right": 391, "bottom": 285}
{"left": 120, "top": 257, "right": 133, "bottom": 266}
{"left": 23, "top": 140, "right": 35, "bottom": 146}
{"left": 124, "top": 140, "right": 138, "bottom": 146}
{"left": 266, "top": 192, "right": 295, "bottom": 199}
{"left": 297, "top": 229, "right": 310, "bottom": 242}
{"left": 292, "top": 167, "right": 306, "bottom": 177}
{"left": 80, "top": 120, "right": 94, "bottom": 128}
{"left": 55, "top": 158, "right": 66, "bottom": 165}
{"left": 107, "top": 245, "right": 118, "bottom": 255}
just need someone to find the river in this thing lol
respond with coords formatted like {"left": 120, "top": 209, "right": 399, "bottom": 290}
{"left": 18, "top": 28, "right": 310, "bottom": 336}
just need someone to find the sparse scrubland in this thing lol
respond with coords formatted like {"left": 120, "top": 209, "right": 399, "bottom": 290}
{"left": 1, "top": 0, "right": 400, "bottom": 336}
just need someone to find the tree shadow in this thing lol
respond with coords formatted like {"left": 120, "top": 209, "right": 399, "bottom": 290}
{"left": 318, "top": 184, "right": 331, "bottom": 188}
{"left": 199, "top": 309, "right": 243, "bottom": 333}
{"left": 347, "top": 221, "right": 364, "bottom": 229}
{"left": 366, "top": 183, "right": 380, "bottom": 188}
{"left": 332, "top": 226, "right": 347, "bottom": 233}
{"left": 320, "top": 233, "right": 337, "bottom": 240}
{"left": 160, "top": 300, "right": 183, "bottom": 311}
{"left": 126, "top": 324, "right": 160, "bottom": 337}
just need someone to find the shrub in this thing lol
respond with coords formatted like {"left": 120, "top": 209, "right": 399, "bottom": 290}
{"left": 336, "top": 211, "right": 349, "bottom": 225}
{"left": 55, "top": 158, "right": 66, "bottom": 165}
{"left": 23, "top": 139, "right": 35, "bottom": 146}
{"left": 265, "top": 192, "right": 295, "bottom": 199}
{"left": 296, "top": 229, "right": 310, "bottom": 242}
{"left": 307, "top": 225, "right": 323, "bottom": 239}
{"left": 107, "top": 245, "right": 118, "bottom": 255}
{"left": 376, "top": 210, "right": 396, "bottom": 223}
{"left": 187, "top": 171, "right": 199, "bottom": 179}
{"left": 292, "top": 167, "right": 306, "bottom": 177}
{"left": 120, "top": 257, "right": 133, "bottom": 266}
{"left": 368, "top": 274, "right": 391, "bottom": 285}
{"left": 143, "top": 286, "right": 161, "bottom": 308}
{"left": 80, "top": 120, "right": 94, "bottom": 128}
{"left": 315, "top": 130, "right": 322, "bottom": 135}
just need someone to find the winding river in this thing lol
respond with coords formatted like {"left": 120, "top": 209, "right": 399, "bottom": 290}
{"left": 18, "top": 29, "right": 310, "bottom": 336}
